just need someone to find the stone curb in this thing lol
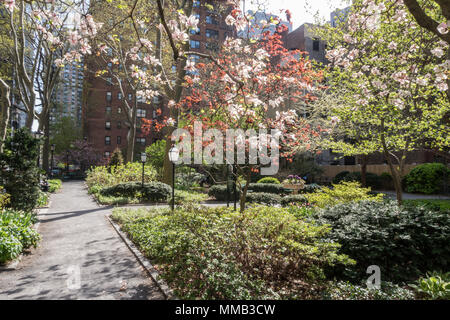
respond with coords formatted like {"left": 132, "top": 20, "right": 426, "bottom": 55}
{"left": 105, "top": 214, "right": 176, "bottom": 300}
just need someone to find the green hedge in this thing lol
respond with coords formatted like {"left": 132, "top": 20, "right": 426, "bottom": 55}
{"left": 281, "top": 194, "right": 308, "bottom": 206}
{"left": 48, "top": 179, "right": 62, "bottom": 193}
{"left": 208, "top": 185, "right": 240, "bottom": 201}
{"left": 100, "top": 182, "right": 171, "bottom": 202}
{"left": 246, "top": 192, "right": 282, "bottom": 205}
{"left": 313, "top": 200, "right": 450, "bottom": 283}
{"left": 405, "top": 163, "right": 449, "bottom": 194}
{"left": 248, "top": 183, "right": 287, "bottom": 194}
{"left": 256, "top": 177, "right": 281, "bottom": 184}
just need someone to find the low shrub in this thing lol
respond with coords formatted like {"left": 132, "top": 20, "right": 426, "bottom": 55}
{"left": 333, "top": 171, "right": 382, "bottom": 189}
{"left": 405, "top": 163, "right": 449, "bottom": 194}
{"left": 0, "top": 187, "right": 10, "bottom": 209}
{"left": 48, "top": 179, "right": 62, "bottom": 193}
{"left": 300, "top": 183, "right": 322, "bottom": 194}
{"left": 112, "top": 206, "right": 354, "bottom": 299}
{"left": 174, "top": 190, "right": 209, "bottom": 204}
{"left": 411, "top": 272, "right": 450, "bottom": 300}
{"left": 0, "top": 210, "right": 40, "bottom": 264}
{"left": 246, "top": 192, "right": 282, "bottom": 205}
{"left": 305, "top": 181, "right": 383, "bottom": 208}
{"left": 85, "top": 162, "right": 158, "bottom": 189}
{"left": 37, "top": 191, "right": 49, "bottom": 208}
{"left": 208, "top": 185, "right": 240, "bottom": 201}
{"left": 248, "top": 183, "right": 287, "bottom": 194}
{"left": 313, "top": 200, "right": 450, "bottom": 283}
{"left": 100, "top": 182, "right": 171, "bottom": 203}
{"left": 257, "top": 177, "right": 281, "bottom": 184}
{"left": 281, "top": 194, "right": 308, "bottom": 207}
{"left": 324, "top": 281, "right": 415, "bottom": 300}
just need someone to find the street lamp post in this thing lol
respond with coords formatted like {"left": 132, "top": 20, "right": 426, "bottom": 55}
{"left": 50, "top": 144, "right": 55, "bottom": 178}
{"left": 141, "top": 152, "right": 147, "bottom": 189}
{"left": 168, "top": 145, "right": 180, "bottom": 212}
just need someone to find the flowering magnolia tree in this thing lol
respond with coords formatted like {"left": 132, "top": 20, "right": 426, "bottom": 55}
{"left": 140, "top": 8, "right": 325, "bottom": 210}
{"left": 317, "top": 0, "right": 450, "bottom": 203}
{"left": 0, "top": 0, "right": 102, "bottom": 153}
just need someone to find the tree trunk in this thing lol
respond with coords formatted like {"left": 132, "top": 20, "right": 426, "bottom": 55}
{"left": 239, "top": 170, "right": 251, "bottom": 213}
{"left": 0, "top": 80, "right": 11, "bottom": 152}
{"left": 162, "top": 130, "right": 174, "bottom": 185}
{"left": 126, "top": 107, "right": 137, "bottom": 163}
{"left": 360, "top": 154, "right": 368, "bottom": 188}
{"left": 382, "top": 148, "right": 403, "bottom": 205}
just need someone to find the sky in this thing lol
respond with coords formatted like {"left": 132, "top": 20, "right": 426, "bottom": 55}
{"left": 245, "top": 0, "right": 350, "bottom": 29}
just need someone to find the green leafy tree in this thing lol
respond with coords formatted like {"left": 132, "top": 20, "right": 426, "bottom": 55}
{"left": 316, "top": 0, "right": 450, "bottom": 203}
{"left": 0, "top": 128, "right": 40, "bottom": 212}
{"left": 50, "top": 116, "right": 81, "bottom": 155}
{"left": 145, "top": 139, "right": 166, "bottom": 175}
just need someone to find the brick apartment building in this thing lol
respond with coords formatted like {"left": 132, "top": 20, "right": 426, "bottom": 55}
{"left": 82, "top": 0, "right": 233, "bottom": 160}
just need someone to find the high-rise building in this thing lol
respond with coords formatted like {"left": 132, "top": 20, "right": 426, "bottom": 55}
{"left": 283, "top": 23, "right": 327, "bottom": 65}
{"left": 51, "top": 60, "right": 85, "bottom": 127}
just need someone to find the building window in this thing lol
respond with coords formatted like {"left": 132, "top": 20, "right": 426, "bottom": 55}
{"left": 105, "top": 121, "right": 111, "bottom": 130}
{"left": 117, "top": 121, "right": 122, "bottom": 129}
{"left": 105, "top": 136, "right": 111, "bottom": 145}
{"left": 313, "top": 39, "right": 320, "bottom": 51}
{"left": 206, "top": 15, "right": 218, "bottom": 25}
{"left": 117, "top": 107, "right": 122, "bottom": 114}
{"left": 136, "top": 137, "right": 146, "bottom": 145}
{"left": 190, "top": 27, "right": 201, "bottom": 35}
{"left": 106, "top": 106, "right": 112, "bottom": 115}
{"left": 106, "top": 91, "right": 112, "bottom": 102}
{"left": 193, "top": 0, "right": 200, "bottom": 7}
{"left": 106, "top": 77, "right": 112, "bottom": 85}
{"left": 206, "top": 29, "right": 219, "bottom": 39}
{"left": 107, "top": 62, "right": 112, "bottom": 69}
{"left": 117, "top": 136, "right": 121, "bottom": 145}
{"left": 104, "top": 151, "right": 110, "bottom": 158}
{"left": 137, "top": 109, "right": 146, "bottom": 118}
{"left": 128, "top": 93, "right": 133, "bottom": 101}
{"left": 118, "top": 92, "right": 122, "bottom": 100}
{"left": 152, "top": 110, "right": 157, "bottom": 119}
{"left": 190, "top": 40, "right": 200, "bottom": 49}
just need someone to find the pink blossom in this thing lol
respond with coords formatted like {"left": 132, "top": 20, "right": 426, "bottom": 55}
{"left": 437, "top": 22, "right": 448, "bottom": 35}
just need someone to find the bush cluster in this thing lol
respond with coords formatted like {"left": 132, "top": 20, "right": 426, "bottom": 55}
{"left": 0, "top": 129, "right": 41, "bottom": 212}
{"left": 100, "top": 182, "right": 171, "bottom": 202}
{"left": 305, "top": 181, "right": 383, "bottom": 208}
{"left": 248, "top": 183, "right": 288, "bottom": 194}
{"left": 48, "top": 179, "right": 62, "bottom": 193}
{"left": 256, "top": 177, "right": 281, "bottom": 184}
{"left": 280, "top": 194, "right": 308, "bottom": 207}
{"left": 112, "top": 205, "right": 354, "bottom": 299}
{"left": 404, "top": 163, "right": 449, "bottom": 194}
{"left": 0, "top": 210, "right": 40, "bottom": 264}
{"left": 208, "top": 185, "right": 240, "bottom": 201}
{"left": 333, "top": 171, "right": 384, "bottom": 189}
{"left": 313, "top": 200, "right": 450, "bottom": 283}
{"left": 246, "top": 192, "right": 282, "bottom": 205}
{"left": 85, "top": 162, "right": 158, "bottom": 189}
{"left": 324, "top": 281, "right": 414, "bottom": 300}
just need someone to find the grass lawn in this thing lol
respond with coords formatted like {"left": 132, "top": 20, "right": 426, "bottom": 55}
{"left": 404, "top": 199, "right": 450, "bottom": 212}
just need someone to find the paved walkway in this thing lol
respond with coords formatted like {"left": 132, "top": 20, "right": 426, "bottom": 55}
{"left": 0, "top": 181, "right": 164, "bottom": 300}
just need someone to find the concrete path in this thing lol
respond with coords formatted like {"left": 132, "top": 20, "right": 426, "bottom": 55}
{"left": 0, "top": 181, "right": 164, "bottom": 300}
